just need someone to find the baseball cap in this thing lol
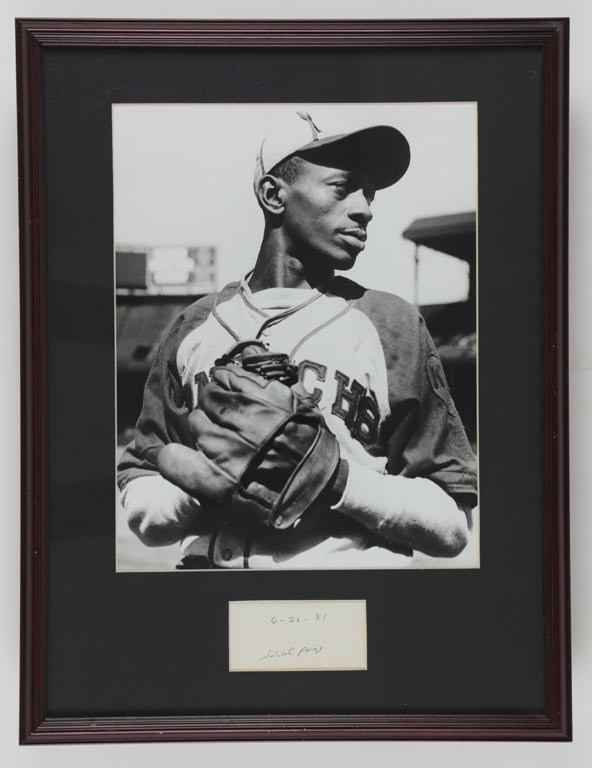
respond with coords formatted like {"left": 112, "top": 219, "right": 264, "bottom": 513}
{"left": 253, "top": 111, "right": 410, "bottom": 193}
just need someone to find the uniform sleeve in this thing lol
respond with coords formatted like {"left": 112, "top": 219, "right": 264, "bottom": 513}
{"left": 117, "top": 315, "right": 194, "bottom": 491}
{"left": 382, "top": 313, "right": 478, "bottom": 507}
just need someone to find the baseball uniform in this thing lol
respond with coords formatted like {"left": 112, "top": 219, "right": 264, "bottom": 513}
{"left": 118, "top": 273, "right": 477, "bottom": 569}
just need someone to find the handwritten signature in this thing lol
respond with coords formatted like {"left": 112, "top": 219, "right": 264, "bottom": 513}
{"left": 258, "top": 644, "right": 324, "bottom": 661}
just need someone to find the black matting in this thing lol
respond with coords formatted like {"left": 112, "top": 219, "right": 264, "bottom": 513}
{"left": 43, "top": 45, "right": 543, "bottom": 717}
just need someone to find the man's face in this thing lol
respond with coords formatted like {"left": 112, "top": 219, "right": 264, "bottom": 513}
{"left": 280, "top": 157, "right": 376, "bottom": 270}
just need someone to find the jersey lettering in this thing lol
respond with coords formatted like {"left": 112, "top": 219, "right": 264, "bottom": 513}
{"left": 331, "top": 371, "right": 365, "bottom": 429}
{"left": 192, "top": 361, "right": 382, "bottom": 445}
{"left": 298, "top": 359, "right": 327, "bottom": 405}
{"left": 353, "top": 389, "right": 381, "bottom": 445}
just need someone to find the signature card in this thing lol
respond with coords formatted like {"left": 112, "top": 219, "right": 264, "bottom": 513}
{"left": 228, "top": 600, "right": 367, "bottom": 672}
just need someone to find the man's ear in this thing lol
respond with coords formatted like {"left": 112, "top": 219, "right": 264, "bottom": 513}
{"left": 256, "top": 174, "right": 287, "bottom": 216}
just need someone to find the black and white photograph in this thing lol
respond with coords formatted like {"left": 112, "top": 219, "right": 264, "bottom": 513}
{"left": 115, "top": 102, "right": 479, "bottom": 572}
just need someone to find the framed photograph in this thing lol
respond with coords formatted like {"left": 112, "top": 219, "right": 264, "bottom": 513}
{"left": 18, "top": 18, "right": 570, "bottom": 742}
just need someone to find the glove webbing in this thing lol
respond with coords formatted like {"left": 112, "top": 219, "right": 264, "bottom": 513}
{"left": 237, "top": 410, "right": 336, "bottom": 529}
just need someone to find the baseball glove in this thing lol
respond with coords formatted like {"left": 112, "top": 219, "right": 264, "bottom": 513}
{"left": 158, "top": 342, "right": 346, "bottom": 530}
{"left": 213, "top": 339, "right": 300, "bottom": 386}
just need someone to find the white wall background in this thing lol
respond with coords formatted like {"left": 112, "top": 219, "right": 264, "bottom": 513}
{"left": 1, "top": 2, "right": 589, "bottom": 766}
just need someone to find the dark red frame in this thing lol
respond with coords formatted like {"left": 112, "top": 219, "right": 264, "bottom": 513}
{"left": 17, "top": 18, "right": 570, "bottom": 743}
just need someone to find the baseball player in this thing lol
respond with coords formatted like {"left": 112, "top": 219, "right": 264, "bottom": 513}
{"left": 117, "top": 111, "right": 478, "bottom": 569}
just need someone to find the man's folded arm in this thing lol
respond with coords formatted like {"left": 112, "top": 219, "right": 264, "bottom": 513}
{"left": 332, "top": 459, "right": 472, "bottom": 558}
{"left": 121, "top": 474, "right": 202, "bottom": 547}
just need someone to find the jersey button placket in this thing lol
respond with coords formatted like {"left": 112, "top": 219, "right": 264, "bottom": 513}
{"left": 214, "top": 523, "right": 246, "bottom": 568}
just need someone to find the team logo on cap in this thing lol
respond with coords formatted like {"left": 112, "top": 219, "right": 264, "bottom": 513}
{"left": 296, "top": 111, "right": 322, "bottom": 141}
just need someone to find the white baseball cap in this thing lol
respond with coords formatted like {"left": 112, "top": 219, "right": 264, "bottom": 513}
{"left": 253, "top": 110, "right": 410, "bottom": 193}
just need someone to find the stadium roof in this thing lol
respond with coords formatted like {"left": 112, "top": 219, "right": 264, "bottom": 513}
{"left": 402, "top": 212, "right": 476, "bottom": 266}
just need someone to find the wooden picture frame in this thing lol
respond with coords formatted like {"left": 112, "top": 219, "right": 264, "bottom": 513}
{"left": 18, "top": 18, "right": 570, "bottom": 743}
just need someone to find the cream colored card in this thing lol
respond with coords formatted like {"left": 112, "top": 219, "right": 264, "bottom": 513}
{"left": 228, "top": 600, "right": 367, "bottom": 672}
